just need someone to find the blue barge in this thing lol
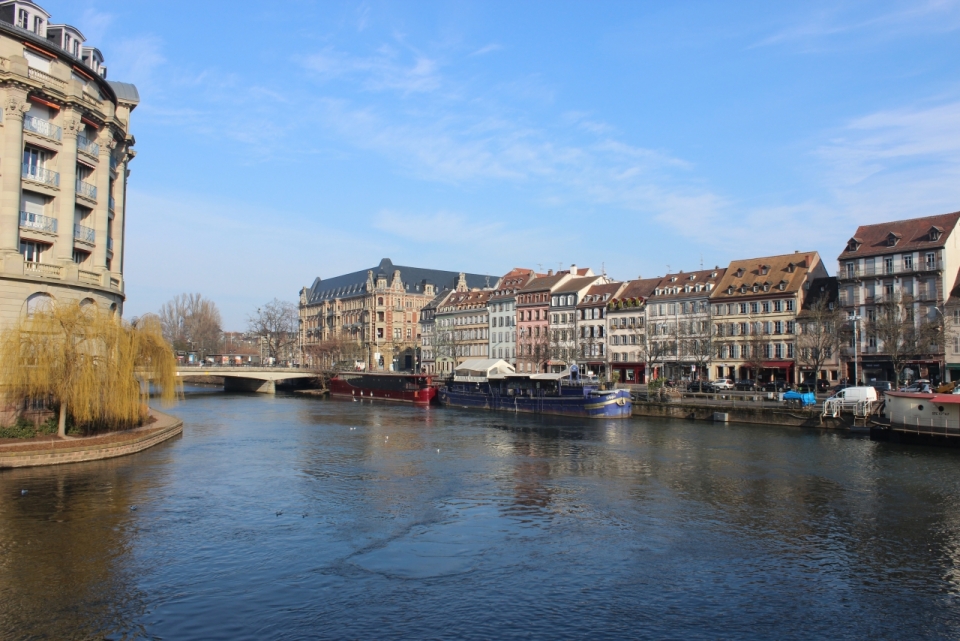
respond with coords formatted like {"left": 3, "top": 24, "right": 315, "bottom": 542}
{"left": 438, "top": 359, "right": 632, "bottom": 419}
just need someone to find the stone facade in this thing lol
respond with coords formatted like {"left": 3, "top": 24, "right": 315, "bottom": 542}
{"left": 836, "top": 212, "right": 960, "bottom": 384}
{"left": 607, "top": 278, "right": 661, "bottom": 384}
{"left": 647, "top": 268, "right": 725, "bottom": 382}
{"left": 710, "top": 253, "right": 825, "bottom": 384}
{"left": 300, "top": 258, "right": 497, "bottom": 372}
{"left": 435, "top": 288, "right": 493, "bottom": 371}
{"left": 0, "top": 2, "right": 137, "bottom": 326}
{"left": 487, "top": 268, "right": 536, "bottom": 365}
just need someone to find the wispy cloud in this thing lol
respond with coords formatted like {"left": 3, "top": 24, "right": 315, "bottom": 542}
{"left": 471, "top": 43, "right": 502, "bottom": 56}
{"left": 753, "top": 0, "right": 960, "bottom": 50}
{"left": 300, "top": 45, "right": 441, "bottom": 94}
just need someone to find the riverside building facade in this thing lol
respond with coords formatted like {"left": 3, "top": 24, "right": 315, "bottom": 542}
{"left": 487, "top": 267, "right": 536, "bottom": 365}
{"left": 0, "top": 1, "right": 138, "bottom": 325}
{"left": 606, "top": 278, "right": 661, "bottom": 384}
{"left": 300, "top": 258, "right": 496, "bottom": 372}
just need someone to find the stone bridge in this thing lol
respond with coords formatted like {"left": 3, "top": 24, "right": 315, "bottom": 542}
{"left": 176, "top": 367, "right": 318, "bottom": 394}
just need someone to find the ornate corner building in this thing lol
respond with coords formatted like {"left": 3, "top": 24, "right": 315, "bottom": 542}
{"left": 300, "top": 258, "right": 498, "bottom": 372}
{"left": 0, "top": 1, "right": 137, "bottom": 324}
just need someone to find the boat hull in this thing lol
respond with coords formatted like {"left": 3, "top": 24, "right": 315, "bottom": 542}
{"left": 329, "top": 373, "right": 437, "bottom": 406}
{"left": 438, "top": 387, "right": 632, "bottom": 418}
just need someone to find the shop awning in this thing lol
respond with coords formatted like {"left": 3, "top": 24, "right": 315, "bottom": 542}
{"left": 762, "top": 361, "right": 794, "bottom": 369}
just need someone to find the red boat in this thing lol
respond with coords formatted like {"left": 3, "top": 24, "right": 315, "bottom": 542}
{"left": 328, "top": 372, "right": 437, "bottom": 405}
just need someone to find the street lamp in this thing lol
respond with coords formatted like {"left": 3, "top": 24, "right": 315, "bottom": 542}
{"left": 850, "top": 314, "right": 861, "bottom": 386}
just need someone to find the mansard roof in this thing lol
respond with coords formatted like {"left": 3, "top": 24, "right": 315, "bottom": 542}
{"left": 576, "top": 282, "right": 624, "bottom": 308}
{"left": 304, "top": 258, "right": 497, "bottom": 304}
{"left": 711, "top": 252, "right": 818, "bottom": 300}
{"left": 838, "top": 211, "right": 960, "bottom": 260}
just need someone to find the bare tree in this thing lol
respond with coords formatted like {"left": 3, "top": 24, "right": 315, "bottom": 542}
{"left": 797, "top": 296, "right": 847, "bottom": 388}
{"left": 158, "top": 293, "right": 222, "bottom": 359}
{"left": 248, "top": 299, "right": 298, "bottom": 364}
{"left": 744, "top": 320, "right": 768, "bottom": 385}
{"left": 866, "top": 294, "right": 942, "bottom": 383}
{"left": 679, "top": 318, "right": 713, "bottom": 382}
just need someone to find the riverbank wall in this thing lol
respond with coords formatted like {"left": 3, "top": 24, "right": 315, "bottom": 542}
{"left": 632, "top": 400, "right": 854, "bottom": 429}
{"left": 0, "top": 409, "right": 183, "bottom": 469}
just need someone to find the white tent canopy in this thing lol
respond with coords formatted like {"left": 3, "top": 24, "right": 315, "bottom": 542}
{"left": 454, "top": 359, "right": 516, "bottom": 381}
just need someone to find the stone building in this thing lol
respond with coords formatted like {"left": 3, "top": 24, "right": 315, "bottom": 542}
{"left": 515, "top": 267, "right": 591, "bottom": 374}
{"left": 575, "top": 281, "right": 624, "bottom": 379}
{"left": 549, "top": 269, "right": 603, "bottom": 372}
{"left": 606, "top": 277, "right": 661, "bottom": 384}
{"left": 710, "top": 252, "right": 826, "bottom": 384}
{"left": 0, "top": 1, "right": 137, "bottom": 325}
{"left": 417, "top": 289, "right": 448, "bottom": 374}
{"left": 487, "top": 267, "right": 536, "bottom": 365}
{"left": 796, "top": 276, "right": 842, "bottom": 385}
{"left": 646, "top": 268, "right": 725, "bottom": 382}
{"left": 837, "top": 212, "right": 960, "bottom": 384}
{"left": 300, "top": 258, "right": 496, "bottom": 372}
{"left": 435, "top": 288, "right": 494, "bottom": 372}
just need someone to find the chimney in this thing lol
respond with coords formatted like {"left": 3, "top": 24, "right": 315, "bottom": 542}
{"left": 547, "top": 269, "right": 553, "bottom": 276}
{"left": 570, "top": 264, "right": 577, "bottom": 275}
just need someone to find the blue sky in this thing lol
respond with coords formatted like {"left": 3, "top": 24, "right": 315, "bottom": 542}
{"left": 49, "top": 0, "right": 960, "bottom": 329}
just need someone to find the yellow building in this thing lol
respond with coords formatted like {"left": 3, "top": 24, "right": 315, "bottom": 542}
{"left": 0, "top": 1, "right": 137, "bottom": 323}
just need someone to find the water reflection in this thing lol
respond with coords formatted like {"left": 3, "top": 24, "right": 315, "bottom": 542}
{"left": 3, "top": 393, "right": 960, "bottom": 639}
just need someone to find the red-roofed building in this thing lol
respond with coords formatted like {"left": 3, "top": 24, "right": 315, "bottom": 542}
{"left": 607, "top": 277, "right": 662, "bottom": 384}
{"left": 576, "top": 281, "right": 626, "bottom": 379}
{"left": 837, "top": 212, "right": 960, "bottom": 383}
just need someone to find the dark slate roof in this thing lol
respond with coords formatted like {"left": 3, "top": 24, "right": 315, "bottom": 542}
{"left": 798, "top": 277, "right": 839, "bottom": 316}
{"left": 305, "top": 258, "right": 498, "bottom": 304}
{"left": 108, "top": 81, "right": 140, "bottom": 105}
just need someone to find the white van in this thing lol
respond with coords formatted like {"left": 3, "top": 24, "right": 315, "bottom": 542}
{"left": 826, "top": 386, "right": 878, "bottom": 409}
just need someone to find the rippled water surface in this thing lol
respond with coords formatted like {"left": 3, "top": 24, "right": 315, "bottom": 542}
{"left": 4, "top": 390, "right": 960, "bottom": 640}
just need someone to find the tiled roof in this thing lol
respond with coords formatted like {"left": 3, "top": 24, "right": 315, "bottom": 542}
{"left": 838, "top": 212, "right": 960, "bottom": 260}
{"left": 442, "top": 289, "right": 493, "bottom": 310}
{"left": 613, "top": 277, "right": 663, "bottom": 303}
{"left": 305, "top": 258, "right": 497, "bottom": 304}
{"left": 518, "top": 272, "right": 569, "bottom": 293}
{"left": 554, "top": 276, "right": 601, "bottom": 294}
{"left": 576, "top": 282, "right": 624, "bottom": 308}
{"left": 712, "top": 252, "right": 818, "bottom": 300}
{"left": 648, "top": 268, "right": 725, "bottom": 300}
{"left": 490, "top": 268, "right": 537, "bottom": 301}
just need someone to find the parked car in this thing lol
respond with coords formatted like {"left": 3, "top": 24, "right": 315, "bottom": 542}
{"left": 712, "top": 378, "right": 735, "bottom": 390}
{"left": 763, "top": 379, "right": 790, "bottom": 393}
{"left": 869, "top": 381, "right": 893, "bottom": 392}
{"left": 899, "top": 379, "right": 931, "bottom": 392}
{"left": 687, "top": 381, "right": 716, "bottom": 393}
{"left": 825, "top": 386, "right": 879, "bottom": 410}
{"left": 798, "top": 379, "right": 831, "bottom": 393}
{"left": 734, "top": 380, "right": 757, "bottom": 391}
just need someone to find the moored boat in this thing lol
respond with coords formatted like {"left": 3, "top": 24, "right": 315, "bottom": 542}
{"left": 328, "top": 372, "right": 437, "bottom": 405}
{"left": 438, "top": 359, "right": 632, "bottom": 419}
{"left": 872, "top": 390, "right": 960, "bottom": 446}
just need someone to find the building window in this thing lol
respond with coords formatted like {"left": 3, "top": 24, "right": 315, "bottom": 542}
{"left": 904, "top": 254, "right": 913, "bottom": 271}
{"left": 926, "top": 252, "right": 937, "bottom": 269}
{"left": 17, "top": 8, "right": 28, "bottom": 29}
{"left": 786, "top": 300, "right": 795, "bottom": 312}
{"left": 72, "top": 249, "right": 89, "bottom": 265}
{"left": 762, "top": 302, "right": 770, "bottom": 313}
{"left": 20, "top": 240, "right": 54, "bottom": 263}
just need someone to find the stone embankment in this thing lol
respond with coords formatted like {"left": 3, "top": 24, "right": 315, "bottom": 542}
{"left": 632, "top": 400, "right": 854, "bottom": 429}
{"left": 0, "top": 409, "right": 183, "bottom": 469}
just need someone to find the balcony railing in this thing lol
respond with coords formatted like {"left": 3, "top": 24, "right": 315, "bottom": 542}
{"left": 77, "top": 135, "right": 100, "bottom": 157}
{"left": 24, "top": 262, "right": 62, "bottom": 278}
{"left": 19, "top": 211, "right": 57, "bottom": 233}
{"left": 23, "top": 115, "right": 62, "bottom": 141}
{"left": 27, "top": 67, "right": 66, "bottom": 89}
{"left": 109, "top": 195, "right": 116, "bottom": 212}
{"left": 74, "top": 224, "right": 95, "bottom": 243}
{"left": 76, "top": 179, "right": 97, "bottom": 200}
{"left": 78, "top": 270, "right": 100, "bottom": 285}
{"left": 22, "top": 164, "right": 60, "bottom": 187}
{"left": 841, "top": 259, "right": 944, "bottom": 279}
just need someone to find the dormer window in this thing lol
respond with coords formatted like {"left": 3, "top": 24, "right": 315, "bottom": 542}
{"left": 670, "top": 276, "right": 677, "bottom": 282}
{"left": 787, "top": 263, "right": 796, "bottom": 273}
{"left": 779, "top": 280, "right": 787, "bottom": 291}
{"left": 739, "top": 285, "right": 747, "bottom": 294}
{"left": 689, "top": 274, "right": 696, "bottom": 280}
{"left": 886, "top": 232, "right": 902, "bottom": 247}
{"left": 735, "top": 268, "right": 745, "bottom": 278}
{"left": 763, "top": 283, "right": 770, "bottom": 292}
{"left": 846, "top": 237, "right": 862, "bottom": 252}
{"left": 760, "top": 265, "right": 769, "bottom": 276}
{"left": 752, "top": 284, "right": 759, "bottom": 293}
{"left": 929, "top": 226, "right": 943, "bottom": 242}
{"left": 727, "top": 286, "right": 734, "bottom": 295}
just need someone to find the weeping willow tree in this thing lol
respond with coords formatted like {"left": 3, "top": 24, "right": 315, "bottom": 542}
{"left": 0, "top": 302, "right": 180, "bottom": 437}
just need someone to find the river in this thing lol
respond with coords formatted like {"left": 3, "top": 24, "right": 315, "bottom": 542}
{"left": 2, "top": 389, "right": 960, "bottom": 640}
